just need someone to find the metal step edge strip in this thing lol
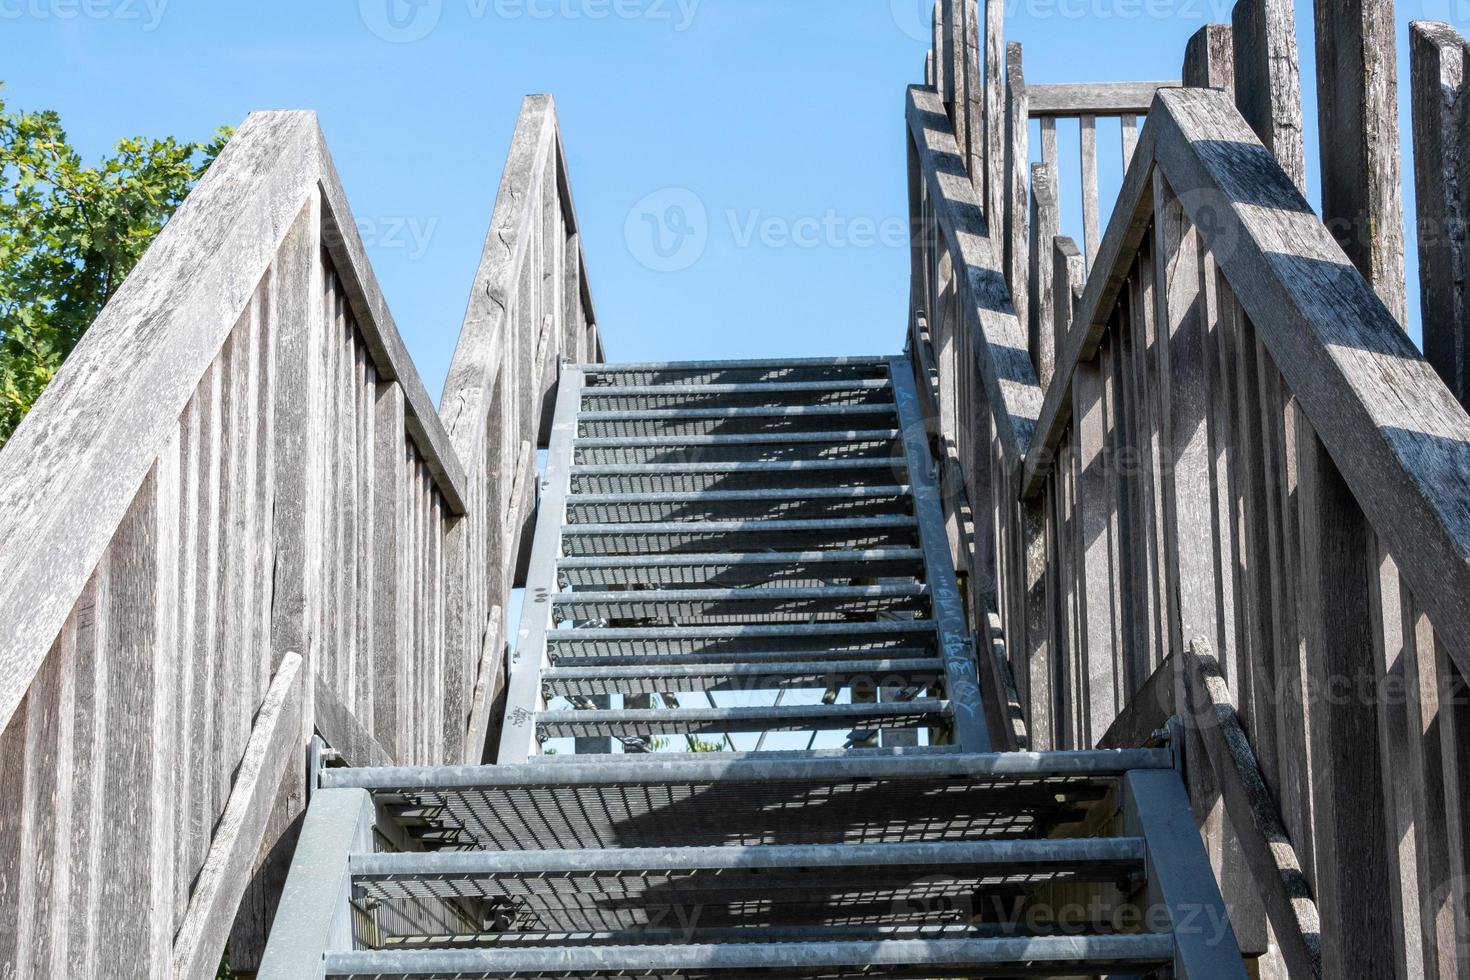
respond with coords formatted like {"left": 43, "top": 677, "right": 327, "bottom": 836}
{"left": 321, "top": 748, "right": 1176, "bottom": 789}
{"left": 574, "top": 431, "right": 900, "bottom": 447}
{"left": 324, "top": 935, "right": 1177, "bottom": 974}
{"left": 349, "top": 838, "right": 1147, "bottom": 877}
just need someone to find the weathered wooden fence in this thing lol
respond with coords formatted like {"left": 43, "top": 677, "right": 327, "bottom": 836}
{"left": 910, "top": 1, "right": 1470, "bottom": 978}
{"left": 0, "top": 95, "right": 595, "bottom": 978}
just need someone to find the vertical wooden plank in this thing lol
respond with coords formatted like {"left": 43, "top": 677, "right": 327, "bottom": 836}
{"left": 1368, "top": 546, "right": 1426, "bottom": 979}
{"left": 1129, "top": 242, "right": 1169, "bottom": 683}
{"left": 0, "top": 668, "right": 31, "bottom": 976}
{"left": 1183, "top": 23, "right": 1236, "bottom": 93}
{"left": 373, "top": 383, "right": 408, "bottom": 762}
{"left": 941, "top": 0, "right": 965, "bottom": 153}
{"left": 22, "top": 627, "right": 74, "bottom": 980}
{"left": 1079, "top": 116, "right": 1100, "bottom": 270}
{"left": 1436, "top": 648, "right": 1470, "bottom": 980}
{"left": 98, "top": 470, "right": 168, "bottom": 979}
{"left": 1231, "top": 0, "right": 1307, "bottom": 193}
{"left": 1410, "top": 22, "right": 1470, "bottom": 409}
{"left": 356, "top": 357, "right": 376, "bottom": 741}
{"left": 1003, "top": 43, "right": 1029, "bottom": 336}
{"left": 1296, "top": 419, "right": 1397, "bottom": 979}
{"left": 564, "top": 233, "right": 584, "bottom": 364}
{"left": 1028, "top": 163, "right": 1060, "bottom": 387}
{"left": 1399, "top": 594, "right": 1457, "bottom": 978}
{"left": 1313, "top": 0, "right": 1406, "bottom": 322}
{"left": 1121, "top": 115, "right": 1139, "bottom": 171}
{"left": 1152, "top": 170, "right": 1224, "bottom": 659}
{"left": 151, "top": 430, "right": 182, "bottom": 973}
{"left": 66, "top": 572, "right": 105, "bottom": 980}
{"left": 963, "top": 0, "right": 985, "bottom": 190}
{"left": 1052, "top": 237, "right": 1085, "bottom": 377}
{"left": 983, "top": 0, "right": 1005, "bottom": 228}
{"left": 1073, "top": 349, "right": 1118, "bottom": 746}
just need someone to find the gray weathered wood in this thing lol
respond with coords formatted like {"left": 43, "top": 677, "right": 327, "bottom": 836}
{"left": 1079, "top": 115, "right": 1100, "bottom": 268}
{"left": 1410, "top": 21, "right": 1470, "bottom": 408}
{"left": 1184, "top": 24, "right": 1236, "bottom": 93}
{"left": 983, "top": 0, "right": 1005, "bottom": 228}
{"left": 1313, "top": 0, "right": 1406, "bottom": 323}
{"left": 1052, "top": 236, "right": 1085, "bottom": 359}
{"left": 1183, "top": 641, "right": 1322, "bottom": 979}
{"left": 908, "top": 84, "right": 1045, "bottom": 466}
{"left": 172, "top": 654, "right": 303, "bottom": 980}
{"left": 1004, "top": 43, "right": 1029, "bottom": 339}
{"left": 1029, "top": 164, "right": 1061, "bottom": 387}
{"left": 1027, "top": 81, "right": 1177, "bottom": 117}
{"left": 1231, "top": 0, "right": 1306, "bottom": 193}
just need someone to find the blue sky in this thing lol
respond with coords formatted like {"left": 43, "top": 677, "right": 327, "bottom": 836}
{"left": 3, "top": 0, "right": 1450, "bottom": 393}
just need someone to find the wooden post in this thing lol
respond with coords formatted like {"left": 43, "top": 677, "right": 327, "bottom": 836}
{"left": 1183, "top": 23, "right": 1236, "bottom": 94}
{"left": 1004, "top": 43, "right": 1029, "bottom": 339}
{"left": 942, "top": 0, "right": 966, "bottom": 155}
{"left": 1028, "top": 163, "right": 1060, "bottom": 388}
{"left": 1231, "top": 0, "right": 1307, "bottom": 194}
{"left": 1052, "top": 237, "right": 1085, "bottom": 372}
{"left": 1296, "top": 423, "right": 1398, "bottom": 979}
{"left": 963, "top": 0, "right": 985, "bottom": 189}
{"left": 1313, "top": 0, "right": 1407, "bottom": 323}
{"left": 1410, "top": 22, "right": 1470, "bottom": 409}
{"left": 983, "top": 0, "right": 1005, "bottom": 229}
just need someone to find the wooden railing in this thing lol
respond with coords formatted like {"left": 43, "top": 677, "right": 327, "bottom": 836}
{"left": 0, "top": 95, "right": 595, "bottom": 978}
{"left": 909, "top": 2, "right": 1470, "bottom": 977}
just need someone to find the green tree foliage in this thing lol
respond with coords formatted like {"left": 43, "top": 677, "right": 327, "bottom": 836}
{"left": 0, "top": 85, "right": 230, "bottom": 446}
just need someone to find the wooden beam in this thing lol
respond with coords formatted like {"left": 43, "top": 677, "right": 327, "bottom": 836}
{"left": 982, "top": 0, "right": 1005, "bottom": 228}
{"left": 1026, "top": 81, "right": 1177, "bottom": 117}
{"left": 1182, "top": 641, "right": 1323, "bottom": 979}
{"left": 172, "top": 654, "right": 305, "bottom": 980}
{"left": 908, "top": 84, "right": 1045, "bottom": 467}
{"left": 1028, "top": 164, "right": 1061, "bottom": 387}
{"left": 1148, "top": 85, "right": 1470, "bottom": 683}
{"left": 1313, "top": 0, "right": 1407, "bottom": 323}
{"left": 1409, "top": 21, "right": 1470, "bottom": 408}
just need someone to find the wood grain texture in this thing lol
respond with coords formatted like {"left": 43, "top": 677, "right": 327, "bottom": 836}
{"left": 1183, "top": 24, "right": 1236, "bottom": 93}
{"left": 1313, "top": 0, "right": 1407, "bottom": 323}
{"left": 1410, "top": 21, "right": 1470, "bottom": 408}
{"left": 1027, "top": 81, "right": 1177, "bottom": 116}
{"left": 1004, "top": 43, "right": 1029, "bottom": 340}
{"left": 908, "top": 84, "right": 1045, "bottom": 466}
{"left": 1231, "top": 0, "right": 1306, "bottom": 193}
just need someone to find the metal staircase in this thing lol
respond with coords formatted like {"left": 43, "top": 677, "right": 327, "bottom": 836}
{"left": 258, "top": 356, "right": 1248, "bottom": 979}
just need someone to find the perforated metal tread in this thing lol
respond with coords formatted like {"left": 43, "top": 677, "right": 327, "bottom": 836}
{"left": 559, "top": 517, "right": 920, "bottom": 556}
{"left": 552, "top": 584, "right": 930, "bottom": 624}
{"left": 564, "top": 486, "right": 912, "bottom": 524}
{"left": 324, "top": 935, "right": 1177, "bottom": 979}
{"left": 573, "top": 431, "right": 901, "bottom": 465}
{"left": 575, "top": 356, "right": 892, "bottom": 385}
{"left": 570, "top": 460, "right": 902, "bottom": 494}
{"left": 351, "top": 839, "right": 1145, "bottom": 933}
{"left": 556, "top": 549, "right": 926, "bottom": 588}
{"left": 577, "top": 404, "right": 900, "bottom": 438}
{"left": 324, "top": 750, "right": 1171, "bottom": 851}
{"left": 535, "top": 699, "right": 952, "bottom": 739}
{"left": 539, "top": 658, "right": 947, "bottom": 696}
{"left": 545, "top": 620, "right": 939, "bottom": 661}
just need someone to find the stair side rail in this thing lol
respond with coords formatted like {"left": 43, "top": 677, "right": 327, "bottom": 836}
{"left": 439, "top": 94, "right": 603, "bottom": 765}
{"left": 0, "top": 99, "right": 593, "bottom": 977}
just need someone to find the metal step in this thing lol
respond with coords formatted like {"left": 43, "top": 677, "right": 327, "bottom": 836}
{"left": 576, "top": 404, "right": 899, "bottom": 438}
{"left": 351, "top": 839, "right": 1145, "bottom": 931}
{"left": 570, "top": 460, "right": 902, "bottom": 494}
{"left": 534, "top": 700, "right": 952, "bottom": 740}
{"left": 545, "top": 620, "right": 938, "bottom": 661}
{"left": 551, "top": 584, "right": 931, "bottom": 624}
{"left": 326, "top": 750, "right": 1163, "bottom": 849}
{"left": 559, "top": 517, "right": 920, "bottom": 556}
{"left": 564, "top": 486, "right": 912, "bottom": 524}
{"left": 579, "top": 379, "right": 894, "bottom": 412}
{"left": 572, "top": 431, "right": 901, "bottom": 465}
{"left": 576, "top": 356, "right": 893, "bottom": 386}
{"left": 556, "top": 549, "right": 927, "bottom": 588}
{"left": 325, "top": 935, "right": 1176, "bottom": 978}
{"left": 540, "top": 658, "right": 947, "bottom": 696}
